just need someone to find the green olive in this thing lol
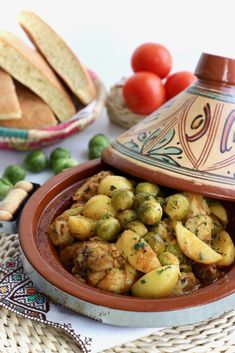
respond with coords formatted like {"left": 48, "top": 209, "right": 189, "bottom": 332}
{"left": 24, "top": 150, "right": 48, "bottom": 173}
{"left": 95, "top": 216, "right": 120, "bottom": 241}
{"left": 165, "top": 194, "right": 189, "bottom": 220}
{"left": 138, "top": 201, "right": 162, "bottom": 225}
{"left": 158, "top": 252, "right": 179, "bottom": 266}
{"left": 135, "top": 182, "right": 160, "bottom": 197}
{"left": 111, "top": 188, "right": 134, "bottom": 211}
{"left": 117, "top": 209, "right": 138, "bottom": 229}
{"left": 126, "top": 221, "right": 148, "bottom": 237}
{"left": 3, "top": 164, "right": 25, "bottom": 184}
{"left": 166, "top": 241, "right": 185, "bottom": 264}
{"left": 50, "top": 147, "right": 71, "bottom": 165}
{"left": 0, "top": 177, "right": 13, "bottom": 200}
{"left": 143, "top": 232, "right": 165, "bottom": 254}
{"left": 133, "top": 192, "right": 156, "bottom": 211}
{"left": 52, "top": 158, "right": 78, "bottom": 174}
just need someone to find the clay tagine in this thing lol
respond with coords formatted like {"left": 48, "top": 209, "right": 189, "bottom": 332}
{"left": 103, "top": 53, "right": 235, "bottom": 200}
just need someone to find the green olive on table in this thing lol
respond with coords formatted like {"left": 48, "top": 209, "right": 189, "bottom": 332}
{"left": 52, "top": 158, "right": 78, "bottom": 175}
{"left": 3, "top": 164, "right": 25, "bottom": 184}
{"left": 111, "top": 188, "right": 134, "bottom": 211}
{"left": 24, "top": 150, "right": 48, "bottom": 173}
{"left": 95, "top": 216, "right": 120, "bottom": 241}
{"left": 135, "top": 182, "right": 160, "bottom": 197}
{"left": 50, "top": 147, "right": 71, "bottom": 166}
{"left": 0, "top": 177, "right": 13, "bottom": 200}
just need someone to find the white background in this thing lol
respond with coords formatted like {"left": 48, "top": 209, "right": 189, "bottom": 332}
{"left": 1, "top": 0, "right": 235, "bottom": 182}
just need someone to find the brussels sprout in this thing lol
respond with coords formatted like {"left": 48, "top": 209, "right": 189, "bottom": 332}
{"left": 24, "top": 150, "right": 48, "bottom": 173}
{"left": 126, "top": 221, "right": 148, "bottom": 237}
{"left": 143, "top": 232, "right": 165, "bottom": 254}
{"left": 3, "top": 165, "right": 25, "bottom": 184}
{"left": 88, "top": 145, "right": 105, "bottom": 160}
{"left": 158, "top": 252, "right": 179, "bottom": 266}
{"left": 166, "top": 241, "right": 185, "bottom": 264}
{"left": 0, "top": 177, "right": 13, "bottom": 200}
{"left": 96, "top": 216, "right": 120, "bottom": 241}
{"left": 133, "top": 192, "right": 156, "bottom": 211}
{"left": 111, "top": 188, "right": 134, "bottom": 211}
{"left": 138, "top": 201, "right": 162, "bottom": 225}
{"left": 52, "top": 158, "right": 78, "bottom": 175}
{"left": 89, "top": 133, "right": 110, "bottom": 149}
{"left": 88, "top": 133, "right": 110, "bottom": 160}
{"left": 165, "top": 194, "right": 189, "bottom": 220}
{"left": 135, "top": 182, "right": 160, "bottom": 197}
{"left": 151, "top": 222, "right": 170, "bottom": 242}
{"left": 117, "top": 209, "right": 138, "bottom": 229}
{"left": 50, "top": 147, "right": 71, "bottom": 165}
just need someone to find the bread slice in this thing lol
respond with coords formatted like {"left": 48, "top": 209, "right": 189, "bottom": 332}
{"left": 0, "top": 82, "right": 57, "bottom": 129}
{"left": 19, "top": 11, "right": 96, "bottom": 105}
{"left": 0, "top": 68, "right": 21, "bottom": 119}
{"left": 0, "top": 31, "right": 76, "bottom": 121}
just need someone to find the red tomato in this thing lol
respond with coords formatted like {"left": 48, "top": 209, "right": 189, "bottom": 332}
{"left": 131, "top": 43, "right": 172, "bottom": 79}
{"left": 165, "top": 71, "right": 197, "bottom": 100}
{"left": 123, "top": 72, "right": 165, "bottom": 115}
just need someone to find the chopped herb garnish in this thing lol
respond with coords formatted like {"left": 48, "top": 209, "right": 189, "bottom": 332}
{"left": 199, "top": 252, "right": 205, "bottom": 260}
{"left": 156, "top": 266, "right": 171, "bottom": 275}
{"left": 140, "top": 279, "right": 146, "bottom": 284}
{"left": 110, "top": 185, "right": 117, "bottom": 191}
{"left": 134, "top": 240, "right": 145, "bottom": 251}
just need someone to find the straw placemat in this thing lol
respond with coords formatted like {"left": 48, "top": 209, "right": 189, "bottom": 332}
{"left": 0, "top": 233, "right": 234, "bottom": 353}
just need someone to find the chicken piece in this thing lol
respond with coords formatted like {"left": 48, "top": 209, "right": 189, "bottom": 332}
{"left": 184, "top": 192, "right": 210, "bottom": 218}
{"left": 73, "top": 170, "right": 113, "bottom": 203}
{"left": 193, "top": 263, "right": 224, "bottom": 284}
{"left": 72, "top": 240, "right": 138, "bottom": 294}
{"left": 48, "top": 215, "right": 73, "bottom": 247}
{"left": 60, "top": 242, "right": 83, "bottom": 267}
{"left": 172, "top": 272, "right": 199, "bottom": 295}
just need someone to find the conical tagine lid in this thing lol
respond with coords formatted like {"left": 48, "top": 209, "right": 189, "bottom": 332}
{"left": 102, "top": 53, "right": 235, "bottom": 200}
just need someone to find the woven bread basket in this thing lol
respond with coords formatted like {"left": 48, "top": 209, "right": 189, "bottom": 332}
{"left": 0, "top": 75, "right": 106, "bottom": 151}
{"left": 106, "top": 79, "right": 146, "bottom": 129}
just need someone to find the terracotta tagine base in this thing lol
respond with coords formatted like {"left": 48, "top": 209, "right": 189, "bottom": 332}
{"left": 103, "top": 53, "right": 235, "bottom": 200}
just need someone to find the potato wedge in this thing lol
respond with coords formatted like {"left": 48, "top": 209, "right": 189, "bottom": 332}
{"left": 174, "top": 222, "right": 222, "bottom": 264}
{"left": 116, "top": 230, "right": 161, "bottom": 273}
{"left": 131, "top": 265, "right": 180, "bottom": 298}
{"left": 98, "top": 175, "right": 133, "bottom": 196}
{"left": 209, "top": 203, "right": 228, "bottom": 225}
{"left": 213, "top": 231, "right": 235, "bottom": 266}
{"left": 68, "top": 215, "right": 96, "bottom": 240}
{"left": 82, "top": 195, "right": 117, "bottom": 220}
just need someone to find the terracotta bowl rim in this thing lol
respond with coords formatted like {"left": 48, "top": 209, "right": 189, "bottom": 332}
{"left": 19, "top": 160, "right": 235, "bottom": 312}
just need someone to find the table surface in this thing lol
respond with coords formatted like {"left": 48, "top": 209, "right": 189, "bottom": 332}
{"left": 0, "top": 111, "right": 124, "bottom": 183}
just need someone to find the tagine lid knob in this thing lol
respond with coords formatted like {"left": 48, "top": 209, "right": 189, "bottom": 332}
{"left": 102, "top": 53, "right": 235, "bottom": 200}
{"left": 195, "top": 52, "right": 235, "bottom": 85}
